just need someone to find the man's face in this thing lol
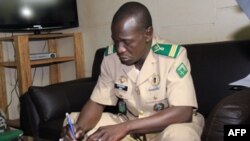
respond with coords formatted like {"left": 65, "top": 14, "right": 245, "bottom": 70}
{"left": 111, "top": 17, "right": 152, "bottom": 66}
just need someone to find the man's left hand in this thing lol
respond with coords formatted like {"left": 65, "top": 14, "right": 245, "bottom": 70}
{"left": 86, "top": 123, "right": 129, "bottom": 141}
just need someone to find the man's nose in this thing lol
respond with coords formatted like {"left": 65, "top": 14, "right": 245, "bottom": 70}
{"left": 116, "top": 43, "right": 126, "bottom": 54}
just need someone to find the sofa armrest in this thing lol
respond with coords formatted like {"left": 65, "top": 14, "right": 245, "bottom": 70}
{"left": 20, "top": 92, "right": 40, "bottom": 137}
{"left": 20, "top": 78, "right": 97, "bottom": 137}
{"left": 202, "top": 88, "right": 250, "bottom": 141}
{"left": 29, "top": 79, "right": 96, "bottom": 122}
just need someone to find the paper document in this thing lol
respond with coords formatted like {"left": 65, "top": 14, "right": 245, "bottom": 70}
{"left": 229, "top": 73, "right": 250, "bottom": 87}
{"left": 237, "top": 0, "right": 250, "bottom": 19}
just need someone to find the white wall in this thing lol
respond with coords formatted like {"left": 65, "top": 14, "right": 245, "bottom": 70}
{"left": 1, "top": 0, "right": 250, "bottom": 118}
{"left": 81, "top": 0, "right": 250, "bottom": 75}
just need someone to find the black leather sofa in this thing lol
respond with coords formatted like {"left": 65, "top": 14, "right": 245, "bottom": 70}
{"left": 20, "top": 40, "right": 250, "bottom": 141}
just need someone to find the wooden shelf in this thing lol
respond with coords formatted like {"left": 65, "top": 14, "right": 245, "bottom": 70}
{"left": 0, "top": 32, "right": 85, "bottom": 116}
{"left": 0, "top": 56, "right": 75, "bottom": 67}
{"left": 0, "top": 33, "right": 75, "bottom": 41}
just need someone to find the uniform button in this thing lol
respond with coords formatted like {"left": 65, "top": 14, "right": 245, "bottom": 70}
{"left": 139, "top": 110, "right": 144, "bottom": 115}
{"left": 135, "top": 87, "right": 140, "bottom": 95}
{"left": 135, "top": 87, "right": 139, "bottom": 92}
{"left": 137, "top": 91, "right": 140, "bottom": 95}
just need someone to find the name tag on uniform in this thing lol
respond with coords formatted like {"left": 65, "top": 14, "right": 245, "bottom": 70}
{"left": 148, "top": 86, "right": 160, "bottom": 91}
{"left": 114, "top": 83, "right": 128, "bottom": 91}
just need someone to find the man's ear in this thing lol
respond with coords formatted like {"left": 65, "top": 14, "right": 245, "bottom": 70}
{"left": 145, "top": 26, "right": 153, "bottom": 42}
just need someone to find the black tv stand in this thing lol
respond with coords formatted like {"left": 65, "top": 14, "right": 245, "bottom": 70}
{"left": 33, "top": 30, "right": 63, "bottom": 35}
{"left": 33, "top": 30, "right": 42, "bottom": 35}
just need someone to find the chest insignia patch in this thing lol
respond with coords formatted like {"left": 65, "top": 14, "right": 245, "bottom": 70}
{"left": 153, "top": 103, "right": 165, "bottom": 111}
{"left": 150, "top": 73, "right": 160, "bottom": 86}
{"left": 176, "top": 63, "right": 188, "bottom": 78}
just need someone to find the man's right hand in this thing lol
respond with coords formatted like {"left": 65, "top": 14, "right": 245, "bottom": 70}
{"left": 62, "top": 123, "right": 85, "bottom": 141}
{"left": 61, "top": 100, "right": 105, "bottom": 140}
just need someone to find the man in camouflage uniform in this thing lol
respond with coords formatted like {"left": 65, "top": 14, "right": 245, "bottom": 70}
{"left": 64, "top": 2, "right": 204, "bottom": 141}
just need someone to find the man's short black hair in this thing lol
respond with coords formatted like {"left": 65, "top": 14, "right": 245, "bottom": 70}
{"left": 112, "top": 2, "right": 152, "bottom": 30}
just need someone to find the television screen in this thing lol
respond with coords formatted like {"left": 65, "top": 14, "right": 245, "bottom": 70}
{"left": 0, "top": 0, "right": 79, "bottom": 34}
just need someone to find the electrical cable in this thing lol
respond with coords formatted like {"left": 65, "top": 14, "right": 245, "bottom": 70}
{"left": 31, "top": 40, "right": 47, "bottom": 85}
{"left": 4, "top": 33, "right": 20, "bottom": 114}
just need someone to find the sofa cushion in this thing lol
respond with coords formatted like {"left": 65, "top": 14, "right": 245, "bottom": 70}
{"left": 39, "top": 117, "right": 65, "bottom": 140}
{"left": 29, "top": 86, "right": 69, "bottom": 122}
{"left": 202, "top": 89, "right": 250, "bottom": 141}
{"left": 28, "top": 80, "right": 96, "bottom": 122}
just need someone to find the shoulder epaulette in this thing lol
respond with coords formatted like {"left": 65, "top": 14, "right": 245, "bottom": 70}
{"left": 152, "top": 43, "right": 181, "bottom": 58}
{"left": 104, "top": 45, "right": 116, "bottom": 56}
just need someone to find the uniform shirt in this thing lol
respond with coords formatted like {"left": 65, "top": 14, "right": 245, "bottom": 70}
{"left": 90, "top": 36, "right": 198, "bottom": 118}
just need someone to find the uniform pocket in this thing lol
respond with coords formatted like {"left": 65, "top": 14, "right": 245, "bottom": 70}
{"left": 141, "top": 84, "right": 169, "bottom": 112}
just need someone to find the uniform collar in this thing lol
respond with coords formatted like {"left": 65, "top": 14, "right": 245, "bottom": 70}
{"left": 136, "top": 49, "right": 158, "bottom": 85}
{"left": 121, "top": 37, "right": 158, "bottom": 85}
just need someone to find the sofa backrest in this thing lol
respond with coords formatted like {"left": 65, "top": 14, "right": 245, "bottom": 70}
{"left": 92, "top": 40, "right": 250, "bottom": 117}
{"left": 185, "top": 40, "right": 250, "bottom": 117}
{"left": 91, "top": 48, "right": 106, "bottom": 81}
{"left": 22, "top": 79, "right": 96, "bottom": 123}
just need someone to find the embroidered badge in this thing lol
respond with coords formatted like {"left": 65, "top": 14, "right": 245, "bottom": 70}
{"left": 104, "top": 45, "right": 116, "bottom": 56}
{"left": 176, "top": 63, "right": 188, "bottom": 78}
{"left": 152, "top": 43, "right": 181, "bottom": 58}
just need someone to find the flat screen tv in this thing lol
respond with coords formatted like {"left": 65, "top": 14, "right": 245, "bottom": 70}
{"left": 0, "top": 0, "right": 79, "bottom": 34}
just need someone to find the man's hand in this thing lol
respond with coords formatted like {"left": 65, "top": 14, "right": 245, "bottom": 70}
{"left": 86, "top": 123, "right": 129, "bottom": 141}
{"left": 61, "top": 100, "right": 105, "bottom": 141}
{"left": 62, "top": 123, "right": 85, "bottom": 141}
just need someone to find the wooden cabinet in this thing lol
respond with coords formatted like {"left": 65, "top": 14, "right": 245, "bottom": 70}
{"left": 0, "top": 32, "right": 85, "bottom": 114}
